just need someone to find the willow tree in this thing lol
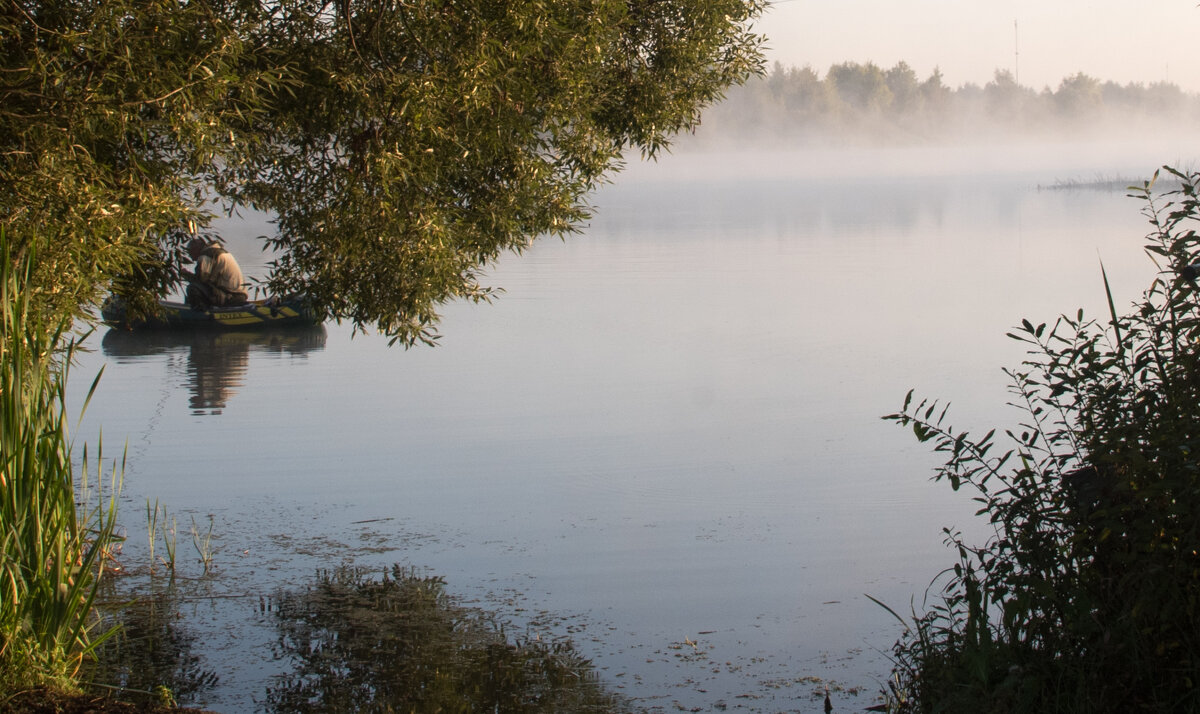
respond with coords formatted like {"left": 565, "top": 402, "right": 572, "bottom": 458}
{"left": 0, "top": 0, "right": 765, "bottom": 343}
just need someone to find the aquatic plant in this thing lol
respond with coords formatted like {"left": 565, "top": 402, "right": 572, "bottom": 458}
{"left": 264, "top": 565, "right": 635, "bottom": 713}
{"left": 162, "top": 514, "right": 177, "bottom": 575}
{"left": 879, "top": 167, "right": 1200, "bottom": 713}
{"left": 145, "top": 500, "right": 158, "bottom": 573}
{"left": 189, "top": 515, "right": 214, "bottom": 575}
{"left": 145, "top": 499, "right": 178, "bottom": 575}
{"left": 0, "top": 239, "right": 122, "bottom": 690}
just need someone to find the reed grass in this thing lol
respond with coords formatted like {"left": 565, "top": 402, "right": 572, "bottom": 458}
{"left": 0, "top": 241, "right": 122, "bottom": 691}
{"left": 163, "top": 514, "right": 177, "bottom": 574}
{"left": 145, "top": 500, "right": 177, "bottom": 575}
{"left": 145, "top": 500, "right": 158, "bottom": 572}
{"left": 189, "top": 515, "right": 213, "bottom": 575}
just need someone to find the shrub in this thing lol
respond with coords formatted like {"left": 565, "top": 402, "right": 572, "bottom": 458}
{"left": 880, "top": 167, "right": 1200, "bottom": 713}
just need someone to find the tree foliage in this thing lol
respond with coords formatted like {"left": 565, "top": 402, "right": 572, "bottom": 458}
{"left": 0, "top": 0, "right": 764, "bottom": 343}
{"left": 879, "top": 169, "right": 1200, "bottom": 713}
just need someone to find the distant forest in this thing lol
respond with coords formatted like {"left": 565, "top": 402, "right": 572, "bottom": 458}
{"left": 692, "top": 61, "right": 1200, "bottom": 145}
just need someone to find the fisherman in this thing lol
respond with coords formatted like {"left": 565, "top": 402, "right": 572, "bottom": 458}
{"left": 183, "top": 236, "right": 249, "bottom": 309}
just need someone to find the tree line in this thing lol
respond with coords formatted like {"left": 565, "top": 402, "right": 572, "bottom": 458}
{"left": 696, "top": 60, "right": 1200, "bottom": 143}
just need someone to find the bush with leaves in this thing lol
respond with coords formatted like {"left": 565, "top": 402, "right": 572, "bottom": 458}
{"left": 880, "top": 167, "right": 1200, "bottom": 713}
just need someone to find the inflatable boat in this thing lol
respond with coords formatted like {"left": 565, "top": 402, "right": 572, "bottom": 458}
{"left": 101, "top": 295, "right": 320, "bottom": 330}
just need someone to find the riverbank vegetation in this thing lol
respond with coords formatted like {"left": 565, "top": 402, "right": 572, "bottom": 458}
{"left": 0, "top": 243, "right": 122, "bottom": 696}
{"left": 693, "top": 61, "right": 1199, "bottom": 146}
{"left": 879, "top": 167, "right": 1200, "bottom": 712}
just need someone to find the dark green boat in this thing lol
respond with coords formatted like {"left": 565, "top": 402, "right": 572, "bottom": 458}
{"left": 101, "top": 295, "right": 320, "bottom": 330}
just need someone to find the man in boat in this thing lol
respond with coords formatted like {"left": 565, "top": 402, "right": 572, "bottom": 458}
{"left": 183, "top": 237, "right": 250, "bottom": 309}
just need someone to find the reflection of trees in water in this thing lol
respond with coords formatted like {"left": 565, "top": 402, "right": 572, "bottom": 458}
{"left": 101, "top": 326, "right": 326, "bottom": 415}
{"left": 264, "top": 566, "right": 635, "bottom": 714}
{"left": 85, "top": 582, "right": 220, "bottom": 706}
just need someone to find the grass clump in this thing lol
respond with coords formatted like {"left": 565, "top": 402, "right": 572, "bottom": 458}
{"left": 0, "top": 239, "right": 122, "bottom": 693}
{"left": 880, "top": 167, "right": 1200, "bottom": 713}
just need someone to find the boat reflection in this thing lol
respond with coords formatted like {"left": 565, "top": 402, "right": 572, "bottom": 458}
{"left": 101, "top": 326, "right": 326, "bottom": 415}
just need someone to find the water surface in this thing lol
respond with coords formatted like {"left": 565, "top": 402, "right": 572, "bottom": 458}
{"left": 72, "top": 142, "right": 1193, "bottom": 711}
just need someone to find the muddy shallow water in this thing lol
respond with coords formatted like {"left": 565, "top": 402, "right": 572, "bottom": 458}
{"left": 70, "top": 142, "right": 1194, "bottom": 712}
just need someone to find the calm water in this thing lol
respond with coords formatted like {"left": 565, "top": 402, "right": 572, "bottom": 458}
{"left": 70, "top": 141, "right": 1193, "bottom": 711}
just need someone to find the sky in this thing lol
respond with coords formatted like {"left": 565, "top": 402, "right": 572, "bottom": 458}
{"left": 754, "top": 1, "right": 1200, "bottom": 92}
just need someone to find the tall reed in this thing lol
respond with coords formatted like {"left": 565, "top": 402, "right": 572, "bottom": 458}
{"left": 0, "top": 240, "right": 122, "bottom": 690}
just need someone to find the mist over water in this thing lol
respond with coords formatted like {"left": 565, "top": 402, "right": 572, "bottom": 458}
{"left": 72, "top": 133, "right": 1200, "bottom": 711}
{"left": 688, "top": 60, "right": 1200, "bottom": 161}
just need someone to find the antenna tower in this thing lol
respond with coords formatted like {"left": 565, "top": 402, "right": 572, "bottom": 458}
{"left": 1014, "top": 20, "right": 1020, "bottom": 86}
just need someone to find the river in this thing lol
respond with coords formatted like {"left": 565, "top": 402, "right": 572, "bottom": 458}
{"left": 69, "top": 138, "right": 1196, "bottom": 712}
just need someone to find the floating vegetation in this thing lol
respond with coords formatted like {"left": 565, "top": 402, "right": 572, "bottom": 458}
{"left": 1038, "top": 167, "right": 1190, "bottom": 192}
{"left": 262, "top": 565, "right": 637, "bottom": 713}
{"left": 1037, "top": 174, "right": 1155, "bottom": 192}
